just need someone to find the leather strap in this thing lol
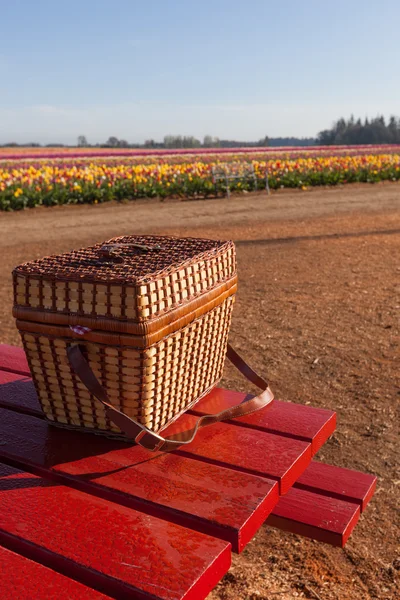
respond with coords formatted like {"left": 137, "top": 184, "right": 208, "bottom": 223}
{"left": 67, "top": 343, "right": 274, "bottom": 452}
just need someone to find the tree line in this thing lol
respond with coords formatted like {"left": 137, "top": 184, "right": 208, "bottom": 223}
{"left": 317, "top": 115, "right": 400, "bottom": 145}
{"left": 3, "top": 116, "right": 400, "bottom": 148}
{"left": 1, "top": 134, "right": 315, "bottom": 149}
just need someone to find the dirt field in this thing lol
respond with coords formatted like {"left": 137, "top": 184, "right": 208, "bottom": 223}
{"left": 1, "top": 183, "right": 399, "bottom": 600}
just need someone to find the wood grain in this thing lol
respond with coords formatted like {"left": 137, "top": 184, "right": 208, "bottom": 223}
{"left": 0, "top": 461, "right": 231, "bottom": 600}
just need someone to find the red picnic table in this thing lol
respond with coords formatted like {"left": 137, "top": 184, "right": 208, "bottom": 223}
{"left": 0, "top": 343, "right": 376, "bottom": 600}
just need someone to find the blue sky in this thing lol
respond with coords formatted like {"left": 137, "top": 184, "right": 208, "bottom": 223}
{"left": 1, "top": 0, "right": 399, "bottom": 144}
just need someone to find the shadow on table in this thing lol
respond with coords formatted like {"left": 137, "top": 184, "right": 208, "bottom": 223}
{"left": 0, "top": 380, "right": 163, "bottom": 483}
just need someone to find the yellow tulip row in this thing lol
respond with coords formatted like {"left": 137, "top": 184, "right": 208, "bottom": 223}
{"left": 0, "top": 152, "right": 399, "bottom": 210}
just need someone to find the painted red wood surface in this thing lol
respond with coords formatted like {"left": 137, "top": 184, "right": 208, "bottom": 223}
{"left": 0, "top": 344, "right": 336, "bottom": 457}
{"left": 0, "top": 344, "right": 30, "bottom": 376}
{"left": 163, "top": 412, "right": 312, "bottom": 494}
{"left": 0, "top": 346, "right": 335, "bottom": 497}
{"left": 0, "top": 370, "right": 42, "bottom": 416}
{"left": 0, "top": 406, "right": 278, "bottom": 553}
{"left": 0, "top": 373, "right": 317, "bottom": 496}
{"left": 0, "top": 344, "right": 374, "bottom": 556}
{"left": 268, "top": 461, "right": 376, "bottom": 546}
{"left": 190, "top": 388, "right": 336, "bottom": 455}
{"left": 294, "top": 461, "right": 377, "bottom": 512}
{"left": 0, "top": 461, "right": 231, "bottom": 600}
{"left": 267, "top": 486, "right": 360, "bottom": 547}
{"left": 0, "top": 546, "right": 110, "bottom": 600}
{"left": 0, "top": 403, "right": 371, "bottom": 550}
{"left": 0, "top": 355, "right": 336, "bottom": 460}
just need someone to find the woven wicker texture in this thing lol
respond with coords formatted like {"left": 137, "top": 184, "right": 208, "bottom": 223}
{"left": 14, "top": 235, "right": 236, "bottom": 322}
{"left": 20, "top": 296, "right": 234, "bottom": 433}
{"left": 14, "top": 235, "right": 237, "bottom": 435}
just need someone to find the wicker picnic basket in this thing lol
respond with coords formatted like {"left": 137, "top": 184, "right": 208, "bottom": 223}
{"left": 13, "top": 235, "right": 273, "bottom": 451}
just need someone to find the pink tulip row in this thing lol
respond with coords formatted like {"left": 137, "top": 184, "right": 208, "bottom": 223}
{"left": 1, "top": 144, "right": 400, "bottom": 162}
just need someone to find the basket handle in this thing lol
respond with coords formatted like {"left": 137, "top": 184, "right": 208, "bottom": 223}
{"left": 98, "top": 242, "right": 163, "bottom": 260}
{"left": 67, "top": 343, "right": 274, "bottom": 452}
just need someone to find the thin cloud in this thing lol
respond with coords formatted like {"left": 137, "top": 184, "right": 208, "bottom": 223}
{"left": 33, "top": 105, "right": 68, "bottom": 115}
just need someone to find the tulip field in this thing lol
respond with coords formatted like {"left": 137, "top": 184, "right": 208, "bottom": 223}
{"left": 1, "top": 145, "right": 400, "bottom": 210}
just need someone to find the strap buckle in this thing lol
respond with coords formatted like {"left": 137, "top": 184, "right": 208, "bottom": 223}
{"left": 135, "top": 428, "right": 165, "bottom": 452}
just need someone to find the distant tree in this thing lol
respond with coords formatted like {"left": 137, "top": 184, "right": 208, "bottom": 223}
{"left": 268, "top": 137, "right": 315, "bottom": 147}
{"left": 163, "top": 135, "right": 174, "bottom": 148}
{"left": 182, "top": 136, "right": 201, "bottom": 148}
{"left": 77, "top": 135, "right": 88, "bottom": 147}
{"left": 106, "top": 136, "right": 119, "bottom": 147}
{"left": 203, "top": 135, "right": 220, "bottom": 147}
{"left": 118, "top": 139, "right": 129, "bottom": 148}
{"left": 317, "top": 115, "right": 400, "bottom": 145}
{"left": 317, "top": 129, "right": 335, "bottom": 145}
{"left": 257, "top": 135, "right": 269, "bottom": 147}
{"left": 388, "top": 116, "right": 399, "bottom": 142}
{"left": 163, "top": 135, "right": 190, "bottom": 148}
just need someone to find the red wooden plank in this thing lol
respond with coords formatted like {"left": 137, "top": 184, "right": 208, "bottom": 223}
{"left": 267, "top": 486, "right": 360, "bottom": 547}
{"left": 162, "top": 413, "right": 312, "bottom": 494}
{"left": 190, "top": 388, "right": 336, "bottom": 455}
{"left": 0, "top": 407, "right": 278, "bottom": 553}
{"left": 0, "top": 371, "right": 43, "bottom": 417}
{"left": 0, "top": 461, "right": 231, "bottom": 600}
{"left": 0, "top": 344, "right": 30, "bottom": 376}
{"left": 294, "top": 462, "right": 377, "bottom": 512}
{"left": 0, "top": 374, "right": 314, "bottom": 495}
{"left": 0, "top": 349, "right": 335, "bottom": 458}
{"left": 0, "top": 369, "right": 26, "bottom": 385}
{"left": 0, "top": 546, "right": 110, "bottom": 600}
{"left": 0, "top": 347, "right": 370, "bottom": 551}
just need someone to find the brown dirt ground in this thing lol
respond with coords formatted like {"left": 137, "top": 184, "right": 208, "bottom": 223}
{"left": 0, "top": 182, "right": 399, "bottom": 600}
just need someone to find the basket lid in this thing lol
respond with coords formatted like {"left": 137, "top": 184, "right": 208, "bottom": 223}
{"left": 13, "top": 235, "right": 234, "bottom": 285}
{"left": 13, "top": 235, "right": 236, "bottom": 325}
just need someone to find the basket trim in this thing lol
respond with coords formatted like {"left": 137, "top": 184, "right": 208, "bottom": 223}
{"left": 13, "top": 276, "right": 237, "bottom": 336}
{"left": 16, "top": 283, "right": 236, "bottom": 348}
